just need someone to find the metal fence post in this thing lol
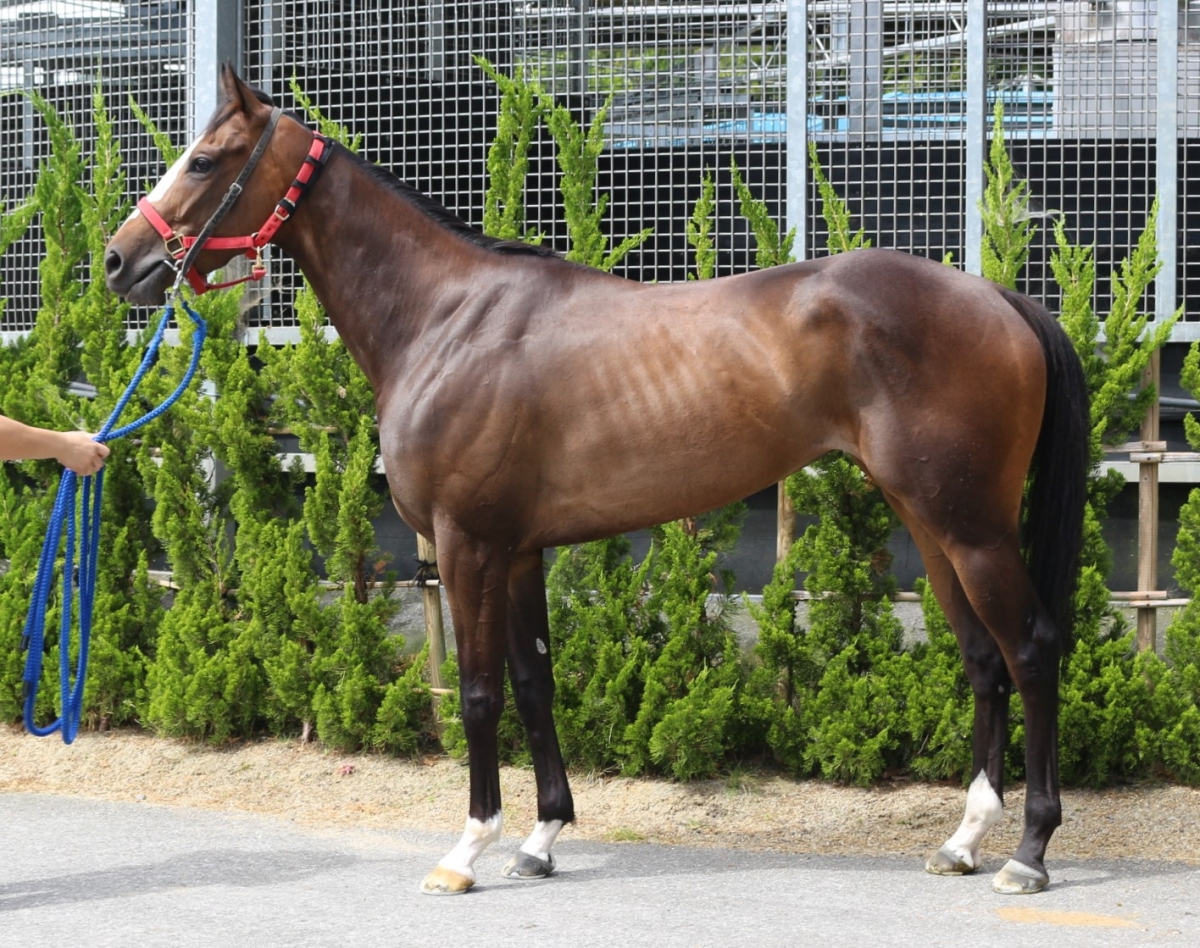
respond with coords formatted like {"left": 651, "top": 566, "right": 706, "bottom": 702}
{"left": 846, "top": 2, "right": 883, "bottom": 138}
{"left": 786, "top": 0, "right": 808, "bottom": 263}
{"left": 21, "top": 50, "right": 35, "bottom": 170}
{"left": 570, "top": 0, "right": 590, "bottom": 99}
{"left": 193, "top": 0, "right": 242, "bottom": 138}
{"left": 1139, "top": 4, "right": 1180, "bottom": 653}
{"left": 778, "top": 0, "right": 809, "bottom": 562}
{"left": 964, "top": 0, "right": 987, "bottom": 276}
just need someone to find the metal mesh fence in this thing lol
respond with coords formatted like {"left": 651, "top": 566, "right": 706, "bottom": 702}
{"left": 803, "top": 2, "right": 1163, "bottom": 319}
{"left": 0, "top": 2, "right": 1196, "bottom": 334}
{"left": 0, "top": 0, "right": 191, "bottom": 333}
{"left": 806, "top": 2, "right": 977, "bottom": 262}
{"left": 1034, "top": 0, "right": 1158, "bottom": 314}
{"left": 1182, "top": 5, "right": 1200, "bottom": 327}
{"left": 239, "top": 0, "right": 792, "bottom": 328}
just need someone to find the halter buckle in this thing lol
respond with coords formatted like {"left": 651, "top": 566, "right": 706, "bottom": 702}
{"left": 164, "top": 234, "right": 187, "bottom": 258}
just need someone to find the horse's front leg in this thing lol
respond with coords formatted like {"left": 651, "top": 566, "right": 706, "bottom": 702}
{"left": 501, "top": 550, "right": 575, "bottom": 880}
{"left": 420, "top": 530, "right": 510, "bottom": 896}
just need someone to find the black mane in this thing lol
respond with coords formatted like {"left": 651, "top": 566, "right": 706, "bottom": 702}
{"left": 207, "top": 89, "right": 559, "bottom": 259}
{"left": 343, "top": 146, "right": 561, "bottom": 259}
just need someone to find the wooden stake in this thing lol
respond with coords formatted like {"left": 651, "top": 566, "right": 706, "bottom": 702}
{"left": 777, "top": 478, "right": 795, "bottom": 562}
{"left": 1136, "top": 350, "right": 1160, "bottom": 653}
{"left": 417, "top": 533, "right": 449, "bottom": 726}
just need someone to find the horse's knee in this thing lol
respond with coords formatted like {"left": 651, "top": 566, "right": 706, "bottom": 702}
{"left": 960, "top": 639, "right": 1011, "bottom": 699}
{"left": 512, "top": 682, "right": 563, "bottom": 759}
{"left": 510, "top": 661, "right": 550, "bottom": 698}
{"left": 460, "top": 682, "right": 505, "bottom": 737}
{"left": 511, "top": 668, "right": 552, "bottom": 715}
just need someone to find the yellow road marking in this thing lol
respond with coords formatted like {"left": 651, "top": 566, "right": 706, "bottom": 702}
{"left": 994, "top": 907, "right": 1137, "bottom": 929}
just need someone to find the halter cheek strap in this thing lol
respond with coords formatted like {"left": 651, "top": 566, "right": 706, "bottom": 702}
{"left": 138, "top": 109, "right": 333, "bottom": 295}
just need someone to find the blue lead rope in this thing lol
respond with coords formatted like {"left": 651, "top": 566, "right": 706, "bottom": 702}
{"left": 21, "top": 294, "right": 207, "bottom": 742}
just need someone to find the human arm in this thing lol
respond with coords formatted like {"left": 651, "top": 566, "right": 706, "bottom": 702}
{"left": 0, "top": 414, "right": 110, "bottom": 476}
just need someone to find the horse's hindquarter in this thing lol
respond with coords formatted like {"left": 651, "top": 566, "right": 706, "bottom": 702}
{"left": 823, "top": 251, "right": 1048, "bottom": 533}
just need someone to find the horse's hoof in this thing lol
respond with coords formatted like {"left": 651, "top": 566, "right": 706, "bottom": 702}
{"left": 992, "top": 859, "right": 1049, "bottom": 895}
{"left": 501, "top": 851, "right": 556, "bottom": 880}
{"left": 420, "top": 866, "right": 475, "bottom": 895}
{"left": 925, "top": 845, "right": 979, "bottom": 876}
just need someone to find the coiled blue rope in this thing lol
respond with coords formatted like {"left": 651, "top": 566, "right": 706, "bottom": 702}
{"left": 21, "top": 294, "right": 207, "bottom": 742}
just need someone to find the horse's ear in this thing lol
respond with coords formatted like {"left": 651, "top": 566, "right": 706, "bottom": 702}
{"left": 216, "top": 63, "right": 268, "bottom": 116}
{"left": 217, "top": 63, "right": 245, "bottom": 110}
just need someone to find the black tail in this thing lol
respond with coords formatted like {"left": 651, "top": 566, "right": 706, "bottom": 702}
{"left": 1000, "top": 288, "right": 1091, "bottom": 648}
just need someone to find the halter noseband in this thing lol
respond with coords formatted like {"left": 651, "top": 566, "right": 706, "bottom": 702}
{"left": 138, "top": 107, "right": 333, "bottom": 295}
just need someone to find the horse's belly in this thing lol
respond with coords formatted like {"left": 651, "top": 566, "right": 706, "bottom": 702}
{"left": 527, "top": 418, "right": 824, "bottom": 549}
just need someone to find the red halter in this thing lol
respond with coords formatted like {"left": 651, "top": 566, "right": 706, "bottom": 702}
{"left": 138, "top": 127, "right": 332, "bottom": 295}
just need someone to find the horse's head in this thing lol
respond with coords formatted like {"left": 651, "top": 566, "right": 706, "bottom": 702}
{"left": 105, "top": 64, "right": 317, "bottom": 305}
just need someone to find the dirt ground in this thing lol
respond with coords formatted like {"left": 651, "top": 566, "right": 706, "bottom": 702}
{"left": 2, "top": 724, "right": 1198, "bottom": 862}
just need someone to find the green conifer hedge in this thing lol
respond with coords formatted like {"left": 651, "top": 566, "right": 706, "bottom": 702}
{"left": 0, "top": 77, "right": 1196, "bottom": 788}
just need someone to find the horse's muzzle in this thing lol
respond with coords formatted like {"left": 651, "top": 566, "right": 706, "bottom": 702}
{"left": 104, "top": 241, "right": 176, "bottom": 305}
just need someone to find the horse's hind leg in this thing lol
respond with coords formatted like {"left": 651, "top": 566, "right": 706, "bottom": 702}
{"left": 943, "top": 537, "right": 1063, "bottom": 894}
{"left": 420, "top": 527, "right": 510, "bottom": 895}
{"left": 885, "top": 499, "right": 1010, "bottom": 877}
{"left": 500, "top": 550, "right": 575, "bottom": 881}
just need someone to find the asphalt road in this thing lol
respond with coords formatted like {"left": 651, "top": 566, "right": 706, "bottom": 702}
{"left": 1, "top": 793, "right": 1196, "bottom": 947}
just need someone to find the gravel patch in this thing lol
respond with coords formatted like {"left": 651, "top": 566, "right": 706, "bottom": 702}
{"left": 3, "top": 725, "right": 1197, "bottom": 863}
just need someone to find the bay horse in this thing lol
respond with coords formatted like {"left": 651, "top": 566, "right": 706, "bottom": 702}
{"left": 104, "top": 67, "right": 1089, "bottom": 896}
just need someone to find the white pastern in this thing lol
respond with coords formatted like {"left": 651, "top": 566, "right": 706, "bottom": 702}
{"left": 519, "top": 820, "right": 564, "bottom": 862}
{"left": 437, "top": 814, "right": 503, "bottom": 881}
{"left": 942, "top": 770, "right": 1004, "bottom": 869}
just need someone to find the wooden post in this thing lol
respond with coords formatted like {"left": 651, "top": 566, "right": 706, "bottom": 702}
{"left": 416, "top": 532, "right": 448, "bottom": 695}
{"left": 777, "top": 479, "right": 795, "bottom": 562}
{"left": 1136, "top": 351, "right": 1161, "bottom": 653}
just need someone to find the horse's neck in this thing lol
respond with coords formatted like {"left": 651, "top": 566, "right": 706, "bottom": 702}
{"left": 276, "top": 156, "right": 484, "bottom": 391}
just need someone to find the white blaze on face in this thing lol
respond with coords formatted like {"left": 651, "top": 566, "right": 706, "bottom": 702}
{"left": 941, "top": 770, "right": 1004, "bottom": 870}
{"left": 436, "top": 813, "right": 503, "bottom": 882}
{"left": 124, "top": 136, "right": 203, "bottom": 225}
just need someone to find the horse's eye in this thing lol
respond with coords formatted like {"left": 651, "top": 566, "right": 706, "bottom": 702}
{"left": 190, "top": 155, "right": 215, "bottom": 174}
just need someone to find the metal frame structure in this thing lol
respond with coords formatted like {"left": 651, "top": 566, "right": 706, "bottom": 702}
{"left": 0, "top": 2, "right": 1195, "bottom": 340}
{"left": 2, "top": 1, "right": 1198, "bottom": 604}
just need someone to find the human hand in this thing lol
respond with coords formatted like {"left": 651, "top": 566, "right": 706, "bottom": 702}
{"left": 55, "top": 431, "right": 110, "bottom": 477}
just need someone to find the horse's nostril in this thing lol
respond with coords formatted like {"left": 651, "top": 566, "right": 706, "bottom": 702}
{"left": 104, "top": 248, "right": 122, "bottom": 277}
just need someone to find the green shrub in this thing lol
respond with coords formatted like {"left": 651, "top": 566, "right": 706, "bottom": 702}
{"left": 904, "top": 579, "right": 974, "bottom": 781}
{"left": 0, "top": 88, "right": 160, "bottom": 732}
